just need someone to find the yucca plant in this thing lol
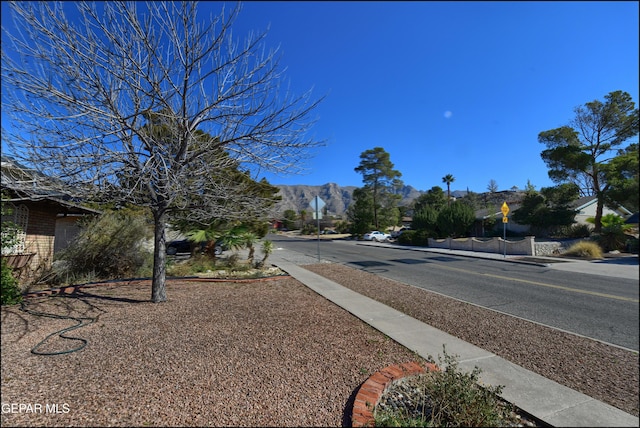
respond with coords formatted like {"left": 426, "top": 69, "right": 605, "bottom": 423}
{"left": 258, "top": 240, "right": 274, "bottom": 268}
{"left": 587, "top": 214, "right": 632, "bottom": 252}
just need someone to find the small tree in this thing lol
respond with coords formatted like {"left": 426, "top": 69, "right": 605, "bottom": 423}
{"left": 437, "top": 202, "right": 475, "bottom": 238}
{"left": 282, "top": 209, "right": 298, "bottom": 230}
{"left": 413, "top": 186, "right": 448, "bottom": 213}
{"left": 411, "top": 205, "right": 439, "bottom": 237}
{"left": 347, "top": 187, "right": 375, "bottom": 237}
{"left": 511, "top": 185, "right": 578, "bottom": 237}
{"left": 602, "top": 143, "right": 639, "bottom": 213}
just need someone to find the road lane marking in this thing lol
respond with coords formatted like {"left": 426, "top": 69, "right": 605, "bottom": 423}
{"left": 424, "top": 262, "right": 639, "bottom": 303}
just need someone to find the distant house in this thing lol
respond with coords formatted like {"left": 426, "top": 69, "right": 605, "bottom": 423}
{"left": 470, "top": 196, "right": 633, "bottom": 237}
{"left": 625, "top": 212, "right": 639, "bottom": 225}
{"left": 569, "top": 196, "right": 632, "bottom": 226}
{"left": 1, "top": 156, "right": 101, "bottom": 284}
{"left": 472, "top": 204, "right": 530, "bottom": 237}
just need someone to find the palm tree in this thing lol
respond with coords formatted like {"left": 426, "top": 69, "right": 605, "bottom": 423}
{"left": 442, "top": 174, "right": 455, "bottom": 206}
{"left": 186, "top": 227, "right": 223, "bottom": 260}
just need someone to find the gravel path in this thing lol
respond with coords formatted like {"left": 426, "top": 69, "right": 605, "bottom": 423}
{"left": 302, "top": 263, "right": 639, "bottom": 419}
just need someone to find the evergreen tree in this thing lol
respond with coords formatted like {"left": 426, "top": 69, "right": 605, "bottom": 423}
{"left": 346, "top": 187, "right": 375, "bottom": 236}
{"left": 354, "top": 147, "right": 403, "bottom": 230}
{"left": 436, "top": 202, "right": 476, "bottom": 238}
{"left": 539, "top": 90, "right": 639, "bottom": 233}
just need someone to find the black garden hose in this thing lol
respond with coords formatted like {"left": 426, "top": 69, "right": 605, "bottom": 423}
{"left": 19, "top": 300, "right": 96, "bottom": 356}
{"left": 18, "top": 272, "right": 289, "bottom": 356}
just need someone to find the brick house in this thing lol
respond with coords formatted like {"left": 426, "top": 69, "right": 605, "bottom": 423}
{"left": 1, "top": 157, "right": 101, "bottom": 285}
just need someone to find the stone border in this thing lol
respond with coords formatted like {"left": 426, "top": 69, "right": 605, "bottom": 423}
{"left": 352, "top": 361, "right": 439, "bottom": 427}
{"left": 21, "top": 275, "right": 291, "bottom": 299}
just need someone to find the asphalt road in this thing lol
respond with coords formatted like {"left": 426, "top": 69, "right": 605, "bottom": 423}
{"left": 271, "top": 235, "right": 639, "bottom": 351}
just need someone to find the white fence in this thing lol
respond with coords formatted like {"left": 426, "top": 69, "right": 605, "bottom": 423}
{"left": 427, "top": 236, "right": 536, "bottom": 256}
{"left": 425, "top": 237, "right": 586, "bottom": 256}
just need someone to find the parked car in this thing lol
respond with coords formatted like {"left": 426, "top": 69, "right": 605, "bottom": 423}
{"left": 363, "top": 231, "right": 391, "bottom": 242}
{"left": 321, "top": 229, "right": 339, "bottom": 235}
{"left": 390, "top": 227, "right": 410, "bottom": 238}
{"left": 166, "top": 239, "right": 225, "bottom": 256}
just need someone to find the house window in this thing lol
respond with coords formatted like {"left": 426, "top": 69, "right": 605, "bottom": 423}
{"left": 1, "top": 203, "right": 28, "bottom": 255}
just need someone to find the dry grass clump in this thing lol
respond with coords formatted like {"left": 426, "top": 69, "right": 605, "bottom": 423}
{"left": 374, "top": 347, "right": 519, "bottom": 427}
{"left": 562, "top": 240, "right": 603, "bottom": 259}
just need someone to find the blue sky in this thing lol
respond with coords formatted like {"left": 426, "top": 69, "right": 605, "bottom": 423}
{"left": 2, "top": 2, "right": 638, "bottom": 194}
{"left": 225, "top": 1, "right": 639, "bottom": 193}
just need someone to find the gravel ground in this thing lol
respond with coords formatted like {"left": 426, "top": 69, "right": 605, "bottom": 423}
{"left": 302, "top": 263, "right": 639, "bottom": 419}
{"left": 1, "top": 277, "right": 422, "bottom": 427}
{"left": 2, "top": 253, "right": 638, "bottom": 427}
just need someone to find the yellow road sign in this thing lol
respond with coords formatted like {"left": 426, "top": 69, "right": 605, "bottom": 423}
{"left": 502, "top": 216, "right": 508, "bottom": 223}
{"left": 501, "top": 202, "right": 510, "bottom": 216}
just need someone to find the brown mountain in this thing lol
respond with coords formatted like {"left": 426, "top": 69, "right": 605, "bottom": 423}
{"left": 271, "top": 183, "right": 424, "bottom": 217}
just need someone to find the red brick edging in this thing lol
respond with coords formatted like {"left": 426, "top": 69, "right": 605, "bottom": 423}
{"left": 352, "top": 361, "right": 440, "bottom": 427}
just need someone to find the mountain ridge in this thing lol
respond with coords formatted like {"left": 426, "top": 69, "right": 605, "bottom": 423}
{"left": 271, "top": 183, "right": 526, "bottom": 217}
{"left": 272, "top": 183, "right": 425, "bottom": 217}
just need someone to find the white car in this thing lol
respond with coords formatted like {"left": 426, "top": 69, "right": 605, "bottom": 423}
{"left": 363, "top": 231, "right": 391, "bottom": 242}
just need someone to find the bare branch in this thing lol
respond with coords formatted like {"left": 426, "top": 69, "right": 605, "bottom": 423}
{"left": 2, "top": 1, "right": 324, "bottom": 301}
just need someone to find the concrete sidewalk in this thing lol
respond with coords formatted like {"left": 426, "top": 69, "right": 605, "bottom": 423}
{"left": 270, "top": 247, "right": 639, "bottom": 427}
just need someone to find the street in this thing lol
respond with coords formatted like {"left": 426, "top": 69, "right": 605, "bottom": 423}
{"left": 270, "top": 235, "right": 640, "bottom": 351}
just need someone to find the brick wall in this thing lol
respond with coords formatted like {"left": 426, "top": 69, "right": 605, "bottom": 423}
{"left": 15, "top": 203, "right": 57, "bottom": 286}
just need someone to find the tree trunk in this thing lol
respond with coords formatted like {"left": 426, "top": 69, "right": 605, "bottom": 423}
{"left": 151, "top": 209, "right": 168, "bottom": 303}
{"left": 594, "top": 195, "right": 604, "bottom": 234}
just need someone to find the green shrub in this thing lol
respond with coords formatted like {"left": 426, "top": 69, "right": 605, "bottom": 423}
{"left": 436, "top": 202, "right": 475, "bottom": 238}
{"left": 563, "top": 240, "right": 604, "bottom": 259}
{"left": 397, "top": 230, "right": 416, "bottom": 245}
{"left": 593, "top": 227, "right": 631, "bottom": 252}
{"left": 167, "top": 254, "right": 219, "bottom": 276}
{"left": 374, "top": 346, "right": 513, "bottom": 427}
{"left": 1, "top": 258, "right": 22, "bottom": 305}
{"left": 397, "top": 230, "right": 431, "bottom": 246}
{"left": 300, "top": 224, "right": 317, "bottom": 235}
{"left": 334, "top": 220, "right": 350, "bottom": 234}
{"left": 591, "top": 214, "right": 633, "bottom": 252}
{"left": 557, "top": 224, "right": 592, "bottom": 238}
{"left": 52, "top": 209, "right": 151, "bottom": 284}
{"left": 414, "top": 229, "right": 432, "bottom": 246}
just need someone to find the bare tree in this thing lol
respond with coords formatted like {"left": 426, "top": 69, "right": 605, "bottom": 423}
{"left": 1, "top": 1, "right": 323, "bottom": 302}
